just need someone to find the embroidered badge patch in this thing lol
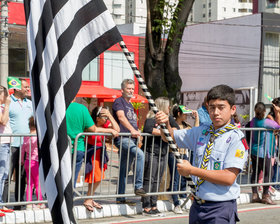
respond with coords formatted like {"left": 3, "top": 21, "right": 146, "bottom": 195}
{"left": 197, "top": 137, "right": 205, "bottom": 146}
{"left": 214, "top": 162, "right": 221, "bottom": 170}
{"left": 241, "top": 137, "right": 249, "bottom": 151}
{"left": 235, "top": 149, "right": 245, "bottom": 159}
{"left": 226, "top": 137, "right": 231, "bottom": 143}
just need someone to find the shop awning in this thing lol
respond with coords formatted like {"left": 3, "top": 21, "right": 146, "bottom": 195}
{"left": 77, "top": 84, "right": 148, "bottom": 103}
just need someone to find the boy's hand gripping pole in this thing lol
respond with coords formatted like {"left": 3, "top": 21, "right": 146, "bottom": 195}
{"left": 119, "top": 41, "right": 198, "bottom": 206}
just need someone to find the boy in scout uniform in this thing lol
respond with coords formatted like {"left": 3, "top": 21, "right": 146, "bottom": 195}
{"left": 156, "top": 85, "right": 248, "bottom": 223}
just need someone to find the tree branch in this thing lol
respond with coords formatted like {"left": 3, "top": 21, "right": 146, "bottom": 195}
{"left": 146, "top": 0, "right": 164, "bottom": 61}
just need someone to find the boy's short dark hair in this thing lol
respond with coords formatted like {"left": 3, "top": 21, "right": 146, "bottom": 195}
{"left": 207, "top": 85, "right": 235, "bottom": 107}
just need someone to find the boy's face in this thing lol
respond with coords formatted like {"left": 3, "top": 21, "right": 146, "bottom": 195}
{"left": 208, "top": 99, "right": 236, "bottom": 130}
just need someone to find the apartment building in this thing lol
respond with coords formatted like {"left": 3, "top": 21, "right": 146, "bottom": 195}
{"left": 191, "top": 0, "right": 253, "bottom": 23}
{"left": 253, "top": 0, "right": 280, "bottom": 13}
{"left": 104, "top": 0, "right": 126, "bottom": 24}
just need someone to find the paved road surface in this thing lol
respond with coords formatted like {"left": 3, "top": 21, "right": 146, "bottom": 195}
{"left": 78, "top": 201, "right": 280, "bottom": 224}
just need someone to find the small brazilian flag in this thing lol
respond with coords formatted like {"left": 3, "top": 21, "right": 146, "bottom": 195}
{"left": 7, "top": 77, "right": 21, "bottom": 90}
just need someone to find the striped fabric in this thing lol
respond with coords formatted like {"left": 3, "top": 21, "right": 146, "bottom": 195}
{"left": 196, "top": 124, "right": 236, "bottom": 189}
{"left": 24, "top": 0, "right": 122, "bottom": 223}
{"left": 119, "top": 41, "right": 198, "bottom": 201}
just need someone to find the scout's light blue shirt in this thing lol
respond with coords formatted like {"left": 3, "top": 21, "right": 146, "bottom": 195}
{"left": 9, "top": 94, "right": 33, "bottom": 147}
{"left": 174, "top": 124, "right": 248, "bottom": 201}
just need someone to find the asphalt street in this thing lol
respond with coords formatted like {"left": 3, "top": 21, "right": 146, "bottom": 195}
{"left": 78, "top": 201, "right": 280, "bottom": 224}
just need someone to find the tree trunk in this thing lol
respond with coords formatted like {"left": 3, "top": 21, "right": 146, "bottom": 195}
{"left": 165, "top": 0, "right": 195, "bottom": 103}
{"left": 144, "top": 0, "right": 195, "bottom": 101}
{"left": 144, "top": 48, "right": 168, "bottom": 98}
{"left": 144, "top": 0, "right": 167, "bottom": 98}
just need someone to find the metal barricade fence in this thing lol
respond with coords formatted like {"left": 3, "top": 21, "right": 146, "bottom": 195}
{"left": 0, "top": 133, "right": 47, "bottom": 208}
{"left": 237, "top": 128, "right": 280, "bottom": 190}
{"left": 0, "top": 127, "right": 280, "bottom": 208}
{"left": 72, "top": 133, "right": 191, "bottom": 202}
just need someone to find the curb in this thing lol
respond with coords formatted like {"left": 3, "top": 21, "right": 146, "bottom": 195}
{"left": 1, "top": 192, "right": 279, "bottom": 223}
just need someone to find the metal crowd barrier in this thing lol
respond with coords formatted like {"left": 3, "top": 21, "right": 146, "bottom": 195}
{"left": 72, "top": 133, "right": 191, "bottom": 202}
{"left": 0, "top": 127, "right": 280, "bottom": 209}
{"left": 0, "top": 133, "right": 47, "bottom": 208}
{"left": 237, "top": 128, "right": 280, "bottom": 189}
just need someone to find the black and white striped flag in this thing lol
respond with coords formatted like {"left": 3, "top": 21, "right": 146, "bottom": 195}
{"left": 24, "top": 0, "right": 122, "bottom": 223}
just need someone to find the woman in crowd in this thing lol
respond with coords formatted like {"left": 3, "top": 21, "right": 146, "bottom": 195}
{"left": 83, "top": 107, "right": 119, "bottom": 211}
{"left": 0, "top": 86, "right": 13, "bottom": 217}
{"left": 168, "top": 105, "right": 199, "bottom": 214}
{"left": 267, "top": 97, "right": 280, "bottom": 191}
{"left": 247, "top": 102, "right": 280, "bottom": 205}
{"left": 141, "top": 97, "right": 179, "bottom": 216}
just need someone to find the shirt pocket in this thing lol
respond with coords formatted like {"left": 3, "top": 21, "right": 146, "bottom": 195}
{"left": 194, "top": 147, "right": 205, "bottom": 167}
{"left": 210, "top": 150, "right": 226, "bottom": 170}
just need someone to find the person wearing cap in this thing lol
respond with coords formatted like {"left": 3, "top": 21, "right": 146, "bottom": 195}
{"left": 3, "top": 78, "right": 33, "bottom": 210}
{"left": 168, "top": 105, "right": 199, "bottom": 214}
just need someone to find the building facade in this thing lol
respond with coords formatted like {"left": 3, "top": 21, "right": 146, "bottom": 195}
{"left": 104, "top": 0, "right": 126, "bottom": 25}
{"left": 191, "top": 0, "right": 253, "bottom": 23}
{"left": 179, "top": 13, "right": 280, "bottom": 122}
{"left": 253, "top": 0, "right": 280, "bottom": 13}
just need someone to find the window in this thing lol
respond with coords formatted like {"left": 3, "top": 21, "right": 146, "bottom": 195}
{"left": 223, "top": 7, "right": 226, "bottom": 12}
{"left": 103, "top": 51, "right": 134, "bottom": 89}
{"left": 209, "top": 2, "right": 211, "bottom": 7}
{"left": 9, "top": 48, "right": 27, "bottom": 77}
{"left": 238, "top": 8, "right": 248, "bottom": 12}
{"left": 233, "top": 8, "right": 236, "bottom": 12}
{"left": 82, "top": 57, "right": 99, "bottom": 81}
{"left": 202, "top": 13, "right": 206, "bottom": 18}
{"left": 203, "top": 4, "right": 206, "bottom": 8}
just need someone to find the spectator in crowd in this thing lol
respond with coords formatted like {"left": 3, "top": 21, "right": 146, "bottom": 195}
{"left": 156, "top": 85, "right": 249, "bottom": 223}
{"left": 21, "top": 116, "right": 45, "bottom": 210}
{"left": 83, "top": 107, "right": 119, "bottom": 212}
{"left": 141, "top": 97, "right": 177, "bottom": 216}
{"left": 168, "top": 105, "right": 199, "bottom": 214}
{"left": 3, "top": 78, "right": 33, "bottom": 210}
{"left": 112, "top": 79, "right": 147, "bottom": 205}
{"left": 0, "top": 86, "right": 13, "bottom": 217}
{"left": 247, "top": 102, "right": 280, "bottom": 205}
{"left": 197, "top": 96, "right": 212, "bottom": 126}
{"left": 232, "top": 112, "right": 241, "bottom": 128}
{"left": 267, "top": 97, "right": 280, "bottom": 124}
{"left": 66, "top": 100, "right": 118, "bottom": 187}
{"left": 267, "top": 97, "right": 280, "bottom": 191}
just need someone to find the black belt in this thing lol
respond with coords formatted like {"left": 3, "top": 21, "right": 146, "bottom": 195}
{"left": 194, "top": 198, "right": 236, "bottom": 205}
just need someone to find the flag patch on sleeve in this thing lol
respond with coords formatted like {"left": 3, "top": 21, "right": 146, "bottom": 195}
{"left": 241, "top": 137, "right": 249, "bottom": 151}
{"left": 235, "top": 149, "right": 245, "bottom": 159}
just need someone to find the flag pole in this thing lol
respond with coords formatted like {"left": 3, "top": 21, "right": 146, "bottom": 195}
{"left": 118, "top": 40, "right": 197, "bottom": 205}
